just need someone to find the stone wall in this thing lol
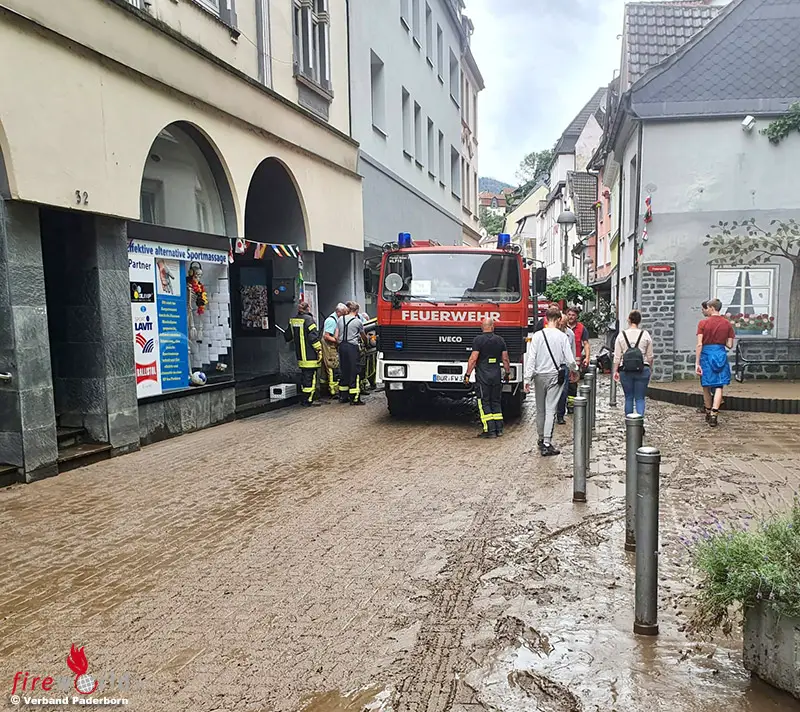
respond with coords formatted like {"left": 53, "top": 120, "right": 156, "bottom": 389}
{"left": 0, "top": 201, "right": 58, "bottom": 480}
{"left": 639, "top": 263, "right": 676, "bottom": 383}
{"left": 138, "top": 386, "right": 236, "bottom": 446}
{"left": 674, "top": 346, "right": 790, "bottom": 381}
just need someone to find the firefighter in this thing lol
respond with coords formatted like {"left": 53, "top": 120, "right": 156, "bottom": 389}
{"left": 464, "top": 317, "right": 511, "bottom": 438}
{"left": 321, "top": 303, "right": 347, "bottom": 398}
{"left": 335, "top": 301, "right": 367, "bottom": 406}
{"left": 284, "top": 301, "right": 323, "bottom": 407}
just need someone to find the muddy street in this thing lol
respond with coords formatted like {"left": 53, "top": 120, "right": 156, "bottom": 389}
{"left": 1, "top": 383, "right": 798, "bottom": 712}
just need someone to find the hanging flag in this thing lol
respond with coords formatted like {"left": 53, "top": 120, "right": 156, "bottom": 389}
{"left": 228, "top": 240, "right": 235, "bottom": 264}
{"left": 644, "top": 195, "right": 653, "bottom": 224}
{"left": 254, "top": 243, "right": 267, "bottom": 259}
{"left": 235, "top": 238, "right": 247, "bottom": 254}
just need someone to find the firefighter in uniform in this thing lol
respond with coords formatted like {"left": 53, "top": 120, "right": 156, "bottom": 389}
{"left": 335, "top": 302, "right": 367, "bottom": 406}
{"left": 465, "top": 317, "right": 511, "bottom": 438}
{"left": 284, "top": 301, "right": 323, "bottom": 407}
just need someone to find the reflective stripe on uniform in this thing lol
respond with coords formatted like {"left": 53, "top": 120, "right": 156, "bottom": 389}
{"left": 290, "top": 318, "right": 308, "bottom": 363}
{"left": 305, "top": 372, "right": 317, "bottom": 402}
{"left": 488, "top": 358, "right": 497, "bottom": 364}
{"left": 477, "top": 399, "right": 490, "bottom": 432}
{"left": 298, "top": 359, "right": 321, "bottom": 368}
{"left": 327, "top": 366, "right": 338, "bottom": 395}
{"left": 352, "top": 375, "right": 361, "bottom": 401}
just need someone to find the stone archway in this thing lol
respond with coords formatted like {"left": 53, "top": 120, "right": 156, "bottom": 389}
{"left": 231, "top": 158, "right": 309, "bottom": 385}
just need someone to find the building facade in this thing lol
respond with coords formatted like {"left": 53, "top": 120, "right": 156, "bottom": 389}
{"left": 349, "top": 0, "right": 471, "bottom": 309}
{"left": 460, "top": 29, "right": 484, "bottom": 248}
{"left": 0, "top": 0, "right": 363, "bottom": 482}
{"left": 606, "top": 0, "right": 799, "bottom": 382}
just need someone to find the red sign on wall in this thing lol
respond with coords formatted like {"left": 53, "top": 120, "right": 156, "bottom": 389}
{"left": 646, "top": 265, "right": 673, "bottom": 274}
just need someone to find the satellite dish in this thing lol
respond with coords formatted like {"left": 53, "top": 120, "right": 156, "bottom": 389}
{"left": 384, "top": 273, "right": 404, "bottom": 293}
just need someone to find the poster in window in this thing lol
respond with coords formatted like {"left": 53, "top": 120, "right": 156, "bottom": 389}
{"left": 239, "top": 266, "right": 271, "bottom": 331}
{"left": 128, "top": 238, "right": 230, "bottom": 398}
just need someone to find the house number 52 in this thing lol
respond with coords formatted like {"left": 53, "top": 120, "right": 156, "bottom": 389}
{"left": 75, "top": 190, "right": 89, "bottom": 206}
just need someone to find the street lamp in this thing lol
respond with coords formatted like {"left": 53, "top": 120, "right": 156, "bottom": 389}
{"left": 557, "top": 210, "right": 577, "bottom": 276}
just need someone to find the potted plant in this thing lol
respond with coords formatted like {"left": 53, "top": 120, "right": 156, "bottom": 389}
{"left": 686, "top": 503, "right": 800, "bottom": 698}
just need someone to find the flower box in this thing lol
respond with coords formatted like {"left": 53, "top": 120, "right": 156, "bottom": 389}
{"left": 743, "top": 603, "right": 800, "bottom": 698}
{"left": 724, "top": 313, "right": 775, "bottom": 336}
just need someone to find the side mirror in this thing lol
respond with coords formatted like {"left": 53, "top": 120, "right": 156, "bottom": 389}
{"left": 363, "top": 267, "right": 373, "bottom": 295}
{"left": 534, "top": 267, "right": 547, "bottom": 295}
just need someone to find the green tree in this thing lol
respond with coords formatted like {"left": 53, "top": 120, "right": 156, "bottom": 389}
{"left": 704, "top": 218, "right": 800, "bottom": 337}
{"left": 516, "top": 148, "right": 554, "bottom": 185}
{"left": 479, "top": 207, "right": 505, "bottom": 237}
{"left": 543, "top": 274, "right": 594, "bottom": 306}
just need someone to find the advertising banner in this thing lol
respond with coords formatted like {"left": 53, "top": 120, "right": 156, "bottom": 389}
{"left": 128, "top": 238, "right": 227, "bottom": 399}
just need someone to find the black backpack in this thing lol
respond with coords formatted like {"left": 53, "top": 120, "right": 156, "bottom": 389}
{"left": 620, "top": 331, "right": 645, "bottom": 373}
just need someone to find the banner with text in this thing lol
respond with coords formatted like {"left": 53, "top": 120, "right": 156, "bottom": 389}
{"left": 128, "top": 238, "right": 228, "bottom": 398}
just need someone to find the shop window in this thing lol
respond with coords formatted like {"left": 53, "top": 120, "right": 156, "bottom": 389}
{"left": 292, "top": 0, "right": 331, "bottom": 90}
{"left": 141, "top": 126, "right": 226, "bottom": 236}
{"left": 713, "top": 267, "right": 777, "bottom": 336}
{"left": 129, "top": 238, "right": 233, "bottom": 399}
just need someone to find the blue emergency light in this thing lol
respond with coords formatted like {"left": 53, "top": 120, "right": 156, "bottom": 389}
{"left": 497, "top": 233, "right": 511, "bottom": 249}
{"left": 398, "top": 232, "right": 413, "bottom": 248}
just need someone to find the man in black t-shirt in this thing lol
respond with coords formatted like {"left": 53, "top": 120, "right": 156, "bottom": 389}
{"left": 465, "top": 318, "right": 511, "bottom": 438}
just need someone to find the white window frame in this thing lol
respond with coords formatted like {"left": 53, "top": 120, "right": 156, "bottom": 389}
{"left": 712, "top": 266, "right": 777, "bottom": 338}
{"left": 293, "top": 0, "right": 331, "bottom": 91}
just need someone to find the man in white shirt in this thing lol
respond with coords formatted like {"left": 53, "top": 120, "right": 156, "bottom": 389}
{"left": 525, "top": 306, "right": 579, "bottom": 456}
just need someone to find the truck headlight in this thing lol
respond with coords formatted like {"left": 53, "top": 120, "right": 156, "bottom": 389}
{"left": 385, "top": 364, "right": 407, "bottom": 378}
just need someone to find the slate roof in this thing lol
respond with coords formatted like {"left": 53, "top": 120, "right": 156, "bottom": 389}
{"left": 624, "top": 1, "right": 723, "bottom": 86}
{"left": 567, "top": 172, "right": 599, "bottom": 237}
{"left": 553, "top": 88, "right": 607, "bottom": 156}
{"left": 631, "top": 0, "right": 800, "bottom": 119}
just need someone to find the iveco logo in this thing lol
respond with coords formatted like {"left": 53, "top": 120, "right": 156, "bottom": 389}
{"left": 439, "top": 336, "right": 463, "bottom": 343}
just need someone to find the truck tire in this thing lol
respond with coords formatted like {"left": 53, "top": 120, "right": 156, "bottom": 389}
{"left": 387, "top": 389, "right": 412, "bottom": 417}
{"left": 502, "top": 388, "right": 525, "bottom": 420}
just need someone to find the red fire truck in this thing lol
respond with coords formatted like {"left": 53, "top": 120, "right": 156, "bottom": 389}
{"left": 374, "top": 233, "right": 544, "bottom": 418}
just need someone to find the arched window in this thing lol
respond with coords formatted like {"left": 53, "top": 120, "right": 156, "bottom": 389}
{"left": 140, "top": 125, "right": 226, "bottom": 236}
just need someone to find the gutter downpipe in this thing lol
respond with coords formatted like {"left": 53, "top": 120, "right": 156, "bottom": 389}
{"left": 631, "top": 120, "right": 644, "bottom": 310}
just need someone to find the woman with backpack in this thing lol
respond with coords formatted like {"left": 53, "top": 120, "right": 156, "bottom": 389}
{"left": 612, "top": 310, "right": 654, "bottom": 417}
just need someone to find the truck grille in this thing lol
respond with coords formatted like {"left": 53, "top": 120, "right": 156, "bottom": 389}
{"left": 379, "top": 326, "right": 526, "bottom": 361}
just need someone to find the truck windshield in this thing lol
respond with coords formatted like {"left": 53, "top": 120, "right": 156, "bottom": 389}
{"left": 383, "top": 252, "right": 521, "bottom": 303}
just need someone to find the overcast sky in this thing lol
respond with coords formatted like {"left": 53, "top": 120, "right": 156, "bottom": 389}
{"left": 467, "top": 0, "right": 627, "bottom": 185}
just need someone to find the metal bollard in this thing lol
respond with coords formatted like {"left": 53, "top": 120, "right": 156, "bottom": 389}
{"left": 609, "top": 372, "right": 618, "bottom": 407}
{"left": 579, "top": 383, "right": 592, "bottom": 463}
{"left": 625, "top": 413, "right": 644, "bottom": 552}
{"left": 572, "top": 396, "right": 588, "bottom": 503}
{"left": 585, "top": 370, "right": 596, "bottom": 435}
{"left": 634, "top": 446, "right": 661, "bottom": 636}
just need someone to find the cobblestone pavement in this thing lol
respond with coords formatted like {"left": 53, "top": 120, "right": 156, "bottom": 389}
{"left": 1, "top": 381, "right": 799, "bottom": 712}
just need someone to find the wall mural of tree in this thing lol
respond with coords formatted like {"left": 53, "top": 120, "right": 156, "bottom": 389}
{"left": 704, "top": 218, "right": 800, "bottom": 338}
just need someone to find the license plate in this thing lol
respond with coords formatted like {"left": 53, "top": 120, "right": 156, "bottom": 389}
{"left": 433, "top": 374, "right": 464, "bottom": 383}
{"left": 389, "top": 382, "right": 404, "bottom": 391}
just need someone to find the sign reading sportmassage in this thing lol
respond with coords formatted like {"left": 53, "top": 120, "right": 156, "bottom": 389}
{"left": 128, "top": 238, "right": 228, "bottom": 398}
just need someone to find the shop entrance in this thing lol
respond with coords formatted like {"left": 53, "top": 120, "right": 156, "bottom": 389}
{"left": 40, "top": 208, "right": 114, "bottom": 456}
{"left": 232, "top": 159, "right": 307, "bottom": 409}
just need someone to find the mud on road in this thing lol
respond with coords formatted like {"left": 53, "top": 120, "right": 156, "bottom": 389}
{"left": 1, "top": 384, "right": 798, "bottom": 712}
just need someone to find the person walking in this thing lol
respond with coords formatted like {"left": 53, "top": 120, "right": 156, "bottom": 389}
{"left": 525, "top": 306, "right": 579, "bottom": 456}
{"left": 464, "top": 317, "right": 511, "bottom": 439}
{"left": 612, "top": 310, "right": 654, "bottom": 417}
{"left": 566, "top": 306, "right": 591, "bottom": 370}
{"left": 335, "top": 301, "right": 367, "bottom": 406}
{"left": 321, "top": 303, "right": 347, "bottom": 399}
{"left": 556, "top": 315, "right": 577, "bottom": 425}
{"left": 284, "top": 301, "right": 323, "bottom": 407}
{"left": 696, "top": 298, "right": 735, "bottom": 427}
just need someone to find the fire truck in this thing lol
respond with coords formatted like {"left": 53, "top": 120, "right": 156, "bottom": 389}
{"left": 373, "top": 233, "right": 545, "bottom": 418}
